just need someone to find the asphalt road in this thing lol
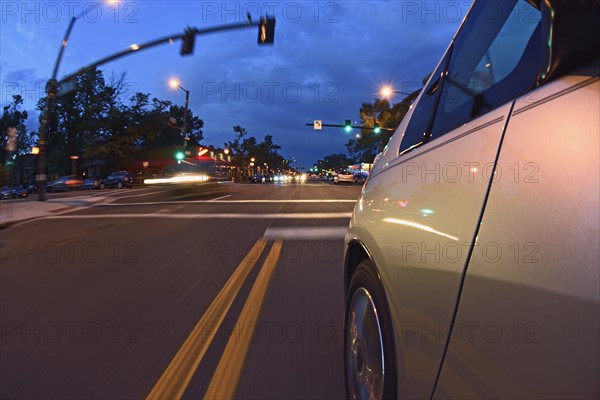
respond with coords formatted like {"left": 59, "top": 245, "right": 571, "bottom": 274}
{"left": 0, "top": 181, "right": 361, "bottom": 399}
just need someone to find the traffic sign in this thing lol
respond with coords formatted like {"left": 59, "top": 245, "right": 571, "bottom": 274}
{"left": 313, "top": 120, "right": 322, "bottom": 130}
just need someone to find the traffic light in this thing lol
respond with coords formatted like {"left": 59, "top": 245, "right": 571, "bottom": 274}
{"left": 175, "top": 151, "right": 185, "bottom": 161}
{"left": 181, "top": 28, "right": 196, "bottom": 56}
{"left": 258, "top": 16, "right": 276, "bottom": 45}
{"left": 373, "top": 123, "right": 381, "bottom": 134}
{"left": 344, "top": 119, "right": 352, "bottom": 133}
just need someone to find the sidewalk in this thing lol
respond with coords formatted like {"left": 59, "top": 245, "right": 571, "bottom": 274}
{"left": 0, "top": 196, "right": 108, "bottom": 229}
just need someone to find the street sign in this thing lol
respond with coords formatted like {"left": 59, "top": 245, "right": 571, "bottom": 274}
{"left": 313, "top": 120, "right": 322, "bottom": 130}
{"left": 58, "top": 79, "right": 76, "bottom": 97}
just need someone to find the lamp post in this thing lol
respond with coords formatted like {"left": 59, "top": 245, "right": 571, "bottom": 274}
{"left": 169, "top": 79, "right": 190, "bottom": 152}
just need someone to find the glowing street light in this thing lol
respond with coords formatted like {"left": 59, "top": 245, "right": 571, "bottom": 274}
{"left": 380, "top": 84, "right": 415, "bottom": 99}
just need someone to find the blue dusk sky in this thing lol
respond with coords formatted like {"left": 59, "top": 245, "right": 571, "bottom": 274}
{"left": 0, "top": 0, "right": 470, "bottom": 166}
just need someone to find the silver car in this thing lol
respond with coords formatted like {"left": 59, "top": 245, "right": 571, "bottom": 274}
{"left": 343, "top": 0, "right": 599, "bottom": 399}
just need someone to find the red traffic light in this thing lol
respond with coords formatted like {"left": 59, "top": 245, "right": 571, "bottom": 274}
{"left": 258, "top": 16, "right": 275, "bottom": 45}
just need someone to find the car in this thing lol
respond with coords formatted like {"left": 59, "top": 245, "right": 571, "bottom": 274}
{"left": 10, "top": 185, "right": 28, "bottom": 199}
{"left": 335, "top": 171, "right": 355, "bottom": 185}
{"left": 343, "top": 1, "right": 599, "bottom": 399}
{"left": 0, "top": 186, "right": 11, "bottom": 200}
{"left": 26, "top": 184, "right": 38, "bottom": 194}
{"left": 249, "top": 174, "right": 265, "bottom": 183}
{"left": 354, "top": 173, "right": 368, "bottom": 185}
{"left": 80, "top": 177, "right": 101, "bottom": 190}
{"left": 100, "top": 171, "right": 133, "bottom": 189}
{"left": 46, "top": 175, "right": 83, "bottom": 192}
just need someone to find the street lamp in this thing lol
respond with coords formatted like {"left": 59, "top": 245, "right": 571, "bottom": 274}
{"left": 168, "top": 78, "right": 190, "bottom": 151}
{"left": 379, "top": 84, "right": 414, "bottom": 99}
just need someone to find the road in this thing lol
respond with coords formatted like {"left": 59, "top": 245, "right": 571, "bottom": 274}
{"left": 0, "top": 181, "right": 361, "bottom": 399}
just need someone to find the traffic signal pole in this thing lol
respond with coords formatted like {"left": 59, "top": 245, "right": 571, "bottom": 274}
{"left": 304, "top": 122, "right": 395, "bottom": 133}
{"left": 37, "top": 16, "right": 275, "bottom": 201}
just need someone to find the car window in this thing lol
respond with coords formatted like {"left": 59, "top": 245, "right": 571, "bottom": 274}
{"left": 399, "top": 51, "right": 451, "bottom": 155}
{"left": 430, "top": 0, "right": 542, "bottom": 139}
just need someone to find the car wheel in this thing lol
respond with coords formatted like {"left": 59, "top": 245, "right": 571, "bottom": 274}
{"left": 117, "top": 182, "right": 123, "bottom": 189}
{"left": 345, "top": 260, "right": 397, "bottom": 400}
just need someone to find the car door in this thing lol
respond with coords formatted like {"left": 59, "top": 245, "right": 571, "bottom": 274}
{"left": 433, "top": 6, "right": 600, "bottom": 400}
{"left": 349, "top": 0, "right": 544, "bottom": 397}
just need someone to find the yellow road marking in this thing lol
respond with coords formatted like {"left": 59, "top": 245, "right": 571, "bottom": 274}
{"left": 204, "top": 240, "right": 283, "bottom": 399}
{"left": 146, "top": 239, "right": 268, "bottom": 400}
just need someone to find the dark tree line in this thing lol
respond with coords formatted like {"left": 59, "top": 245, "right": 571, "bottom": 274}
{"left": 225, "top": 125, "right": 287, "bottom": 170}
{"left": 36, "top": 68, "right": 204, "bottom": 176}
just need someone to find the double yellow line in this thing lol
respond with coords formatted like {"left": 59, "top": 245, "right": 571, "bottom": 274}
{"left": 147, "top": 238, "right": 283, "bottom": 400}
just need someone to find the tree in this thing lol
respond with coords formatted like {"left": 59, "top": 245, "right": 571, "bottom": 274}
{"left": 316, "top": 153, "right": 355, "bottom": 172}
{"left": 346, "top": 91, "right": 418, "bottom": 163}
{"left": 224, "top": 125, "right": 285, "bottom": 169}
{"left": 36, "top": 68, "right": 205, "bottom": 175}
{"left": 1, "top": 95, "right": 35, "bottom": 157}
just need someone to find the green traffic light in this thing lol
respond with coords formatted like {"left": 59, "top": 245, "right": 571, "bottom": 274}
{"left": 374, "top": 125, "right": 381, "bottom": 134}
{"left": 175, "top": 151, "right": 185, "bottom": 161}
{"left": 344, "top": 119, "right": 352, "bottom": 133}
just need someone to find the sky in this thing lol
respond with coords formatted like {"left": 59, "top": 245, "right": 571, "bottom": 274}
{"left": 0, "top": 0, "right": 470, "bottom": 167}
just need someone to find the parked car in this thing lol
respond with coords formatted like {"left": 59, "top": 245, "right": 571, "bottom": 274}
{"left": 0, "top": 186, "right": 11, "bottom": 200}
{"left": 10, "top": 185, "right": 28, "bottom": 199}
{"left": 343, "top": 1, "right": 599, "bottom": 399}
{"left": 46, "top": 175, "right": 83, "bottom": 192}
{"left": 100, "top": 171, "right": 133, "bottom": 189}
{"left": 27, "top": 184, "right": 37, "bottom": 194}
{"left": 354, "top": 173, "right": 368, "bottom": 185}
{"left": 335, "top": 171, "right": 355, "bottom": 185}
{"left": 249, "top": 174, "right": 265, "bottom": 183}
{"left": 80, "top": 177, "right": 101, "bottom": 190}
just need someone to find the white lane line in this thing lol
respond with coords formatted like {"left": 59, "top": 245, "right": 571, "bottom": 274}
{"left": 263, "top": 226, "right": 348, "bottom": 240}
{"left": 111, "top": 190, "right": 170, "bottom": 199}
{"left": 43, "top": 212, "right": 352, "bottom": 220}
{"left": 209, "top": 195, "right": 232, "bottom": 201}
{"left": 104, "top": 188, "right": 151, "bottom": 195}
{"left": 98, "top": 199, "right": 357, "bottom": 206}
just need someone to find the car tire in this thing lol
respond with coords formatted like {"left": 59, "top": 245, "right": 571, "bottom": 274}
{"left": 117, "top": 182, "right": 123, "bottom": 189}
{"left": 344, "top": 259, "right": 397, "bottom": 400}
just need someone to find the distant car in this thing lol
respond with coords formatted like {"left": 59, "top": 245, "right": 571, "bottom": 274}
{"left": 80, "top": 178, "right": 101, "bottom": 190}
{"left": 46, "top": 175, "right": 83, "bottom": 192}
{"left": 249, "top": 174, "right": 265, "bottom": 183}
{"left": 100, "top": 171, "right": 132, "bottom": 189}
{"left": 10, "top": 185, "right": 28, "bottom": 199}
{"left": 354, "top": 173, "right": 369, "bottom": 185}
{"left": 1, "top": 186, "right": 11, "bottom": 200}
{"left": 335, "top": 171, "right": 355, "bottom": 185}
{"left": 27, "top": 184, "right": 38, "bottom": 194}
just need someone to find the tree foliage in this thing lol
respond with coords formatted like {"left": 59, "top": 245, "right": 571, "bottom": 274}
{"left": 345, "top": 92, "right": 417, "bottom": 163}
{"left": 316, "top": 153, "right": 355, "bottom": 172}
{"left": 36, "top": 68, "right": 204, "bottom": 175}
{"left": 1, "top": 95, "right": 35, "bottom": 157}
{"left": 224, "top": 125, "right": 286, "bottom": 169}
